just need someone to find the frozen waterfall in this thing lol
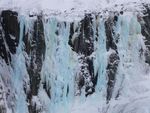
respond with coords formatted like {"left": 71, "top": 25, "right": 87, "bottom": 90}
{"left": 0, "top": 4, "right": 150, "bottom": 113}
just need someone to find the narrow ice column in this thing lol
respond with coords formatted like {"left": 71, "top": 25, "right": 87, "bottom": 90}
{"left": 94, "top": 17, "right": 107, "bottom": 96}
{"left": 11, "top": 15, "right": 29, "bottom": 113}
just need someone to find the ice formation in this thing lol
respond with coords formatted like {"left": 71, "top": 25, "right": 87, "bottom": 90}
{"left": 0, "top": 1, "right": 150, "bottom": 113}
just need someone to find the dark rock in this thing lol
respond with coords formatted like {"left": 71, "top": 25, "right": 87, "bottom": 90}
{"left": 1, "top": 10, "right": 19, "bottom": 54}
{"left": 105, "top": 15, "right": 120, "bottom": 102}
{"left": 141, "top": 5, "right": 150, "bottom": 65}
{"left": 68, "top": 14, "right": 95, "bottom": 96}
{"left": 106, "top": 52, "right": 119, "bottom": 101}
{"left": 105, "top": 16, "right": 117, "bottom": 51}
{"left": 0, "top": 10, "right": 19, "bottom": 64}
{"left": 24, "top": 16, "right": 46, "bottom": 113}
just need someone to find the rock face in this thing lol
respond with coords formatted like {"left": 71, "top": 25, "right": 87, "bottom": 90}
{"left": 24, "top": 16, "right": 46, "bottom": 113}
{"left": 69, "top": 15, "right": 95, "bottom": 96}
{"left": 141, "top": 5, "right": 150, "bottom": 65}
{"left": 0, "top": 10, "right": 19, "bottom": 64}
{"left": 0, "top": 4, "right": 150, "bottom": 113}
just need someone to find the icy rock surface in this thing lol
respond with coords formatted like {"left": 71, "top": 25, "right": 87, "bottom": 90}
{"left": 0, "top": 3, "right": 150, "bottom": 113}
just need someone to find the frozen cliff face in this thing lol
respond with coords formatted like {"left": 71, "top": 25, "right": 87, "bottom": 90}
{"left": 0, "top": 3, "right": 150, "bottom": 113}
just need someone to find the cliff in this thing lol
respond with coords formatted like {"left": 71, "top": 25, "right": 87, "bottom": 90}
{"left": 0, "top": 3, "right": 150, "bottom": 113}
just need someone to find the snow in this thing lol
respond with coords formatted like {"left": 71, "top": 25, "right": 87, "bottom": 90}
{"left": 0, "top": 0, "right": 150, "bottom": 18}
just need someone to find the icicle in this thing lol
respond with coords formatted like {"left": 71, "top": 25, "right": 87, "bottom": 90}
{"left": 94, "top": 17, "right": 107, "bottom": 96}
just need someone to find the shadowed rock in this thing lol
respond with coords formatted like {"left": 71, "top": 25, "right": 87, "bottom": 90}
{"left": 23, "top": 16, "right": 46, "bottom": 113}
{"left": 105, "top": 15, "right": 120, "bottom": 102}
{"left": 141, "top": 5, "right": 150, "bottom": 65}
{"left": 0, "top": 10, "right": 20, "bottom": 64}
{"left": 69, "top": 14, "right": 95, "bottom": 96}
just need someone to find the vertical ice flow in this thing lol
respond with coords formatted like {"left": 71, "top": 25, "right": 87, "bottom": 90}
{"left": 41, "top": 18, "right": 78, "bottom": 113}
{"left": 12, "top": 15, "right": 29, "bottom": 113}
